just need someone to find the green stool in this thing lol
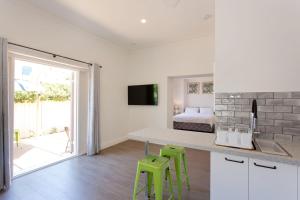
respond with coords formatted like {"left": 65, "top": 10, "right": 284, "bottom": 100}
{"left": 133, "top": 155, "right": 174, "bottom": 200}
{"left": 160, "top": 145, "right": 190, "bottom": 200}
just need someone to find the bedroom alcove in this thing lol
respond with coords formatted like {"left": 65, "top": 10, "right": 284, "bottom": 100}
{"left": 167, "top": 74, "right": 215, "bottom": 133}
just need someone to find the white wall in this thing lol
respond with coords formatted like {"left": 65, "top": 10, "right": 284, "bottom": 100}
{"left": 1, "top": 0, "right": 216, "bottom": 147}
{"left": 215, "top": 0, "right": 300, "bottom": 93}
{"left": 127, "top": 38, "right": 214, "bottom": 132}
{"left": 0, "top": 0, "right": 129, "bottom": 154}
{"left": 185, "top": 76, "right": 214, "bottom": 108}
{"left": 171, "top": 78, "right": 185, "bottom": 113}
{"left": 171, "top": 76, "right": 214, "bottom": 111}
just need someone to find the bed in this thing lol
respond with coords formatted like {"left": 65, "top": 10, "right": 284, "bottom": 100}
{"left": 173, "top": 107, "right": 215, "bottom": 133}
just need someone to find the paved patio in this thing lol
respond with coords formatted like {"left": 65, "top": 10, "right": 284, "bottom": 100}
{"left": 13, "top": 132, "right": 74, "bottom": 176}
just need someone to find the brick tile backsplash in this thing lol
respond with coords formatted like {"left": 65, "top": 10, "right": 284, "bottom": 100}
{"left": 274, "top": 120, "right": 294, "bottom": 127}
{"left": 257, "top": 92, "right": 274, "bottom": 99}
{"left": 293, "top": 106, "right": 300, "bottom": 114}
{"left": 284, "top": 99, "right": 300, "bottom": 106}
{"left": 283, "top": 128, "right": 300, "bottom": 135}
{"left": 274, "top": 92, "right": 291, "bottom": 99}
{"left": 215, "top": 92, "right": 300, "bottom": 141}
{"left": 266, "top": 126, "right": 282, "bottom": 134}
{"left": 255, "top": 99, "right": 266, "bottom": 105}
{"left": 258, "top": 105, "right": 273, "bottom": 112}
{"left": 222, "top": 99, "right": 234, "bottom": 105}
{"left": 235, "top": 99, "right": 250, "bottom": 105}
{"left": 274, "top": 106, "right": 292, "bottom": 113}
{"left": 274, "top": 134, "right": 293, "bottom": 142}
{"left": 291, "top": 92, "right": 300, "bottom": 98}
{"left": 222, "top": 111, "right": 234, "bottom": 117}
{"left": 257, "top": 119, "right": 274, "bottom": 126}
{"left": 266, "top": 113, "right": 283, "bottom": 120}
{"left": 284, "top": 113, "right": 300, "bottom": 121}
{"left": 266, "top": 99, "right": 283, "bottom": 105}
{"left": 292, "top": 135, "right": 300, "bottom": 142}
{"left": 235, "top": 111, "right": 249, "bottom": 118}
{"left": 228, "top": 105, "right": 242, "bottom": 111}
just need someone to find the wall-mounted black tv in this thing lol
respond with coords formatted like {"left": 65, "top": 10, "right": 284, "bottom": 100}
{"left": 128, "top": 84, "right": 158, "bottom": 105}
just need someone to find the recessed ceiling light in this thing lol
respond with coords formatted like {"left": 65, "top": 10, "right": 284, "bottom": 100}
{"left": 140, "top": 19, "right": 147, "bottom": 24}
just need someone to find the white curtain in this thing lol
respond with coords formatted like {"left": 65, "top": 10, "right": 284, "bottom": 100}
{"left": 87, "top": 64, "right": 101, "bottom": 156}
{"left": 0, "top": 38, "right": 11, "bottom": 191}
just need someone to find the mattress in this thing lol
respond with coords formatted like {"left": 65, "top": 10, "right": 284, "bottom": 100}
{"left": 173, "top": 113, "right": 215, "bottom": 126}
{"left": 173, "top": 122, "right": 215, "bottom": 133}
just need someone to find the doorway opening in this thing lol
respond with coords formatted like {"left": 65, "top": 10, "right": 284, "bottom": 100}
{"left": 12, "top": 57, "right": 78, "bottom": 176}
{"left": 167, "top": 74, "right": 215, "bottom": 132}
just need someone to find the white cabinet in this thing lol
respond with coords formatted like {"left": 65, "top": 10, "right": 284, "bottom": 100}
{"left": 211, "top": 152, "right": 299, "bottom": 200}
{"left": 211, "top": 152, "right": 249, "bottom": 200}
{"left": 249, "top": 158, "right": 297, "bottom": 200}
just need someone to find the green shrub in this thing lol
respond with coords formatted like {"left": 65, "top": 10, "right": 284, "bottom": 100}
{"left": 15, "top": 83, "right": 71, "bottom": 103}
{"left": 40, "top": 83, "right": 71, "bottom": 102}
{"left": 15, "top": 91, "right": 38, "bottom": 103}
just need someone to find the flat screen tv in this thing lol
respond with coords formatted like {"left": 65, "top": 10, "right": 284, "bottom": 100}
{"left": 128, "top": 84, "right": 158, "bottom": 105}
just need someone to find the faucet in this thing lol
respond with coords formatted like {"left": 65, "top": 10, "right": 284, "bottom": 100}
{"left": 250, "top": 99, "right": 257, "bottom": 133}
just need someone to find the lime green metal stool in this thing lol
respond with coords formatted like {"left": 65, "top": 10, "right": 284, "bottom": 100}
{"left": 15, "top": 130, "right": 20, "bottom": 147}
{"left": 160, "top": 145, "right": 190, "bottom": 200}
{"left": 133, "top": 155, "right": 174, "bottom": 200}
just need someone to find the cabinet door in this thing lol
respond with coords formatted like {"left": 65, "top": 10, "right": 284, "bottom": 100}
{"left": 249, "top": 158, "right": 297, "bottom": 200}
{"left": 211, "top": 152, "right": 249, "bottom": 200}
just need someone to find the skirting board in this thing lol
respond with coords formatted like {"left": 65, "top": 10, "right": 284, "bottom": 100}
{"left": 101, "top": 135, "right": 128, "bottom": 150}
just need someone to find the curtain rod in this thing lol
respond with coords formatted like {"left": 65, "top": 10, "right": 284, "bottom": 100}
{"left": 8, "top": 42, "right": 102, "bottom": 68}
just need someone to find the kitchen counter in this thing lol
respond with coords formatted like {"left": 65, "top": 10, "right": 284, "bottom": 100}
{"left": 128, "top": 128, "right": 300, "bottom": 166}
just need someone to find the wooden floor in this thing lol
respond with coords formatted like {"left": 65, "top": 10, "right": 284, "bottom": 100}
{"left": 0, "top": 140, "right": 210, "bottom": 200}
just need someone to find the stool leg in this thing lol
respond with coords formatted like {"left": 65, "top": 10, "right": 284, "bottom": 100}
{"left": 153, "top": 171, "right": 163, "bottom": 200}
{"left": 174, "top": 156, "right": 183, "bottom": 200}
{"left": 147, "top": 172, "right": 153, "bottom": 198}
{"left": 160, "top": 154, "right": 170, "bottom": 181}
{"left": 182, "top": 153, "right": 190, "bottom": 191}
{"left": 166, "top": 167, "right": 175, "bottom": 200}
{"left": 133, "top": 165, "right": 141, "bottom": 200}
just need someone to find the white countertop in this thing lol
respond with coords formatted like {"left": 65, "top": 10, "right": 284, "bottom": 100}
{"left": 128, "top": 128, "right": 300, "bottom": 166}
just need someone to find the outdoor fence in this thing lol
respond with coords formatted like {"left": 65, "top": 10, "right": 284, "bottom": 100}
{"left": 14, "top": 101, "right": 71, "bottom": 139}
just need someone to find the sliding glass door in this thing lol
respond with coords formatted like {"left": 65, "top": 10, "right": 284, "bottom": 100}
{"left": 11, "top": 56, "right": 78, "bottom": 176}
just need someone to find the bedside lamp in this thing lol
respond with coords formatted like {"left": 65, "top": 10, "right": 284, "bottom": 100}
{"left": 173, "top": 104, "right": 181, "bottom": 115}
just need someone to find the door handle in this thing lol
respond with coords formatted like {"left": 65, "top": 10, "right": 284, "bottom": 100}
{"left": 225, "top": 157, "right": 244, "bottom": 164}
{"left": 254, "top": 162, "right": 277, "bottom": 170}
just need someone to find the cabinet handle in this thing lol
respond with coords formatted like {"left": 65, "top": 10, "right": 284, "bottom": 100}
{"left": 225, "top": 157, "right": 244, "bottom": 164}
{"left": 254, "top": 162, "right": 277, "bottom": 170}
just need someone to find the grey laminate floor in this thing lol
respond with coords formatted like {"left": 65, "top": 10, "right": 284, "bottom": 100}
{"left": 0, "top": 140, "right": 210, "bottom": 200}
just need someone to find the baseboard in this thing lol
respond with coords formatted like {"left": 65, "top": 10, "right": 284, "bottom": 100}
{"left": 101, "top": 135, "right": 128, "bottom": 150}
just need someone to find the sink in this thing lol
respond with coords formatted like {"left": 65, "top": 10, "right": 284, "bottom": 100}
{"left": 254, "top": 139, "right": 289, "bottom": 156}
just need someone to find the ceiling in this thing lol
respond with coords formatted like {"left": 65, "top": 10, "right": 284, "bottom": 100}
{"left": 26, "top": 0, "right": 214, "bottom": 49}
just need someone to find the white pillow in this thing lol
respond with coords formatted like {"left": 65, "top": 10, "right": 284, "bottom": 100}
{"left": 185, "top": 107, "right": 199, "bottom": 113}
{"left": 200, "top": 107, "right": 213, "bottom": 115}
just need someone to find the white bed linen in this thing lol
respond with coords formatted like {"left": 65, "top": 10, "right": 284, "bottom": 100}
{"left": 185, "top": 107, "right": 199, "bottom": 113}
{"left": 173, "top": 112, "right": 215, "bottom": 126}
